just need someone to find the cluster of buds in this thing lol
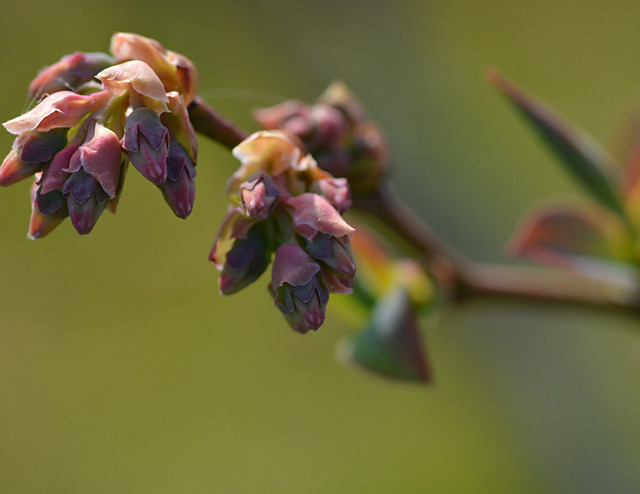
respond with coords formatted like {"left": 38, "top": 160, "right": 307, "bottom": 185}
{"left": 211, "top": 130, "right": 356, "bottom": 333}
{"left": 254, "top": 82, "right": 389, "bottom": 195}
{"left": 1, "top": 33, "right": 198, "bottom": 238}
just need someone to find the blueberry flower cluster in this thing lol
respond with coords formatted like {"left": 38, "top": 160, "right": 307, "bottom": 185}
{"left": 254, "top": 82, "right": 388, "bottom": 194}
{"left": 1, "top": 33, "right": 198, "bottom": 238}
{"left": 211, "top": 130, "right": 356, "bottom": 333}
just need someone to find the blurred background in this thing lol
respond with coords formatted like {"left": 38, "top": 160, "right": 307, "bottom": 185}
{"left": 2, "top": 1, "right": 640, "bottom": 492}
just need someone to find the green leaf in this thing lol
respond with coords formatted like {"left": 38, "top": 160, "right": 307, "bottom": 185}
{"left": 486, "top": 67, "right": 627, "bottom": 220}
{"left": 338, "top": 288, "right": 433, "bottom": 383}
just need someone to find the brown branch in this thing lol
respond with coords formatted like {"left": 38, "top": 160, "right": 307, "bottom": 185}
{"left": 188, "top": 96, "right": 249, "bottom": 149}
{"left": 352, "top": 181, "right": 640, "bottom": 315}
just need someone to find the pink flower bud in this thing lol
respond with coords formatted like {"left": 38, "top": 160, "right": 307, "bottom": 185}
{"left": 254, "top": 100, "right": 313, "bottom": 136}
{"left": 3, "top": 91, "right": 110, "bottom": 135}
{"left": 270, "top": 243, "right": 329, "bottom": 333}
{"left": 308, "top": 104, "right": 349, "bottom": 149}
{"left": 227, "top": 131, "right": 305, "bottom": 193}
{"left": 110, "top": 33, "right": 199, "bottom": 105}
{"left": 28, "top": 205, "right": 67, "bottom": 240}
{"left": 122, "top": 107, "right": 169, "bottom": 185}
{"left": 97, "top": 60, "right": 169, "bottom": 114}
{"left": 0, "top": 129, "right": 67, "bottom": 186}
{"left": 28, "top": 177, "right": 68, "bottom": 240}
{"left": 310, "top": 177, "right": 351, "bottom": 214}
{"left": 0, "top": 149, "right": 37, "bottom": 186}
{"left": 162, "top": 92, "right": 198, "bottom": 161}
{"left": 160, "top": 142, "right": 196, "bottom": 219}
{"left": 28, "top": 52, "right": 115, "bottom": 99}
{"left": 286, "top": 192, "right": 355, "bottom": 241}
{"left": 239, "top": 172, "right": 280, "bottom": 220}
{"left": 64, "top": 123, "right": 122, "bottom": 198}
{"left": 255, "top": 101, "right": 348, "bottom": 152}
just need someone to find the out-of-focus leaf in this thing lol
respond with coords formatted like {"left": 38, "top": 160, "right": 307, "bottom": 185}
{"left": 508, "top": 205, "right": 636, "bottom": 290}
{"left": 620, "top": 135, "right": 640, "bottom": 226}
{"left": 391, "top": 259, "right": 434, "bottom": 309}
{"left": 608, "top": 100, "right": 640, "bottom": 165}
{"left": 338, "top": 288, "right": 432, "bottom": 383}
{"left": 350, "top": 224, "right": 395, "bottom": 297}
{"left": 486, "top": 67, "right": 627, "bottom": 220}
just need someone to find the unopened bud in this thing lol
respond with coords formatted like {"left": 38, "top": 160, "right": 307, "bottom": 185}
{"left": 62, "top": 169, "right": 109, "bottom": 235}
{"left": 122, "top": 107, "right": 169, "bottom": 185}
{"left": 310, "top": 177, "right": 351, "bottom": 214}
{"left": 306, "top": 233, "right": 356, "bottom": 278}
{"left": 161, "top": 141, "right": 196, "bottom": 218}
{"left": 219, "top": 225, "right": 269, "bottom": 295}
{"left": 28, "top": 178, "right": 68, "bottom": 240}
{"left": 239, "top": 172, "right": 280, "bottom": 220}
{"left": 0, "top": 129, "right": 67, "bottom": 186}
{"left": 270, "top": 243, "right": 329, "bottom": 333}
{"left": 287, "top": 193, "right": 354, "bottom": 241}
{"left": 29, "top": 52, "right": 115, "bottom": 99}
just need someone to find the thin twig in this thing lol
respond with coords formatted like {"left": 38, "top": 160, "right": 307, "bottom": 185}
{"left": 188, "top": 96, "right": 248, "bottom": 149}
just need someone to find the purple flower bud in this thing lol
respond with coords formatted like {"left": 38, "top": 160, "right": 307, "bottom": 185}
{"left": 64, "top": 123, "right": 122, "bottom": 199}
{"left": 240, "top": 172, "right": 280, "bottom": 220}
{"left": 122, "top": 107, "right": 169, "bottom": 185}
{"left": 0, "top": 129, "right": 67, "bottom": 186}
{"left": 219, "top": 224, "right": 270, "bottom": 295}
{"left": 305, "top": 233, "right": 356, "bottom": 279}
{"left": 48, "top": 122, "right": 121, "bottom": 235}
{"left": 270, "top": 243, "right": 329, "bottom": 333}
{"left": 310, "top": 177, "right": 351, "bottom": 214}
{"left": 40, "top": 141, "right": 79, "bottom": 195}
{"left": 28, "top": 52, "right": 115, "bottom": 99}
{"left": 26, "top": 176, "right": 68, "bottom": 240}
{"left": 161, "top": 141, "right": 196, "bottom": 219}
{"left": 62, "top": 169, "right": 109, "bottom": 235}
{"left": 36, "top": 188, "right": 66, "bottom": 217}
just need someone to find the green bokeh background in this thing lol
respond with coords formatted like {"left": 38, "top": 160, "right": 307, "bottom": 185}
{"left": 2, "top": 1, "right": 640, "bottom": 492}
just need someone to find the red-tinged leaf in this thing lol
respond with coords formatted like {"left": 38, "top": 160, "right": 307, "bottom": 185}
{"left": 622, "top": 138, "right": 640, "bottom": 225}
{"left": 338, "top": 288, "right": 433, "bottom": 384}
{"left": 486, "top": 67, "right": 627, "bottom": 220}
{"left": 508, "top": 206, "right": 636, "bottom": 289}
{"left": 349, "top": 224, "right": 395, "bottom": 298}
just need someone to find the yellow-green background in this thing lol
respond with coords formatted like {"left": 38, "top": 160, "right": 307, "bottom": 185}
{"left": 2, "top": 1, "right": 640, "bottom": 492}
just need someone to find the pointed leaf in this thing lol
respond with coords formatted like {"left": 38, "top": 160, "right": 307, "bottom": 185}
{"left": 338, "top": 288, "right": 432, "bottom": 383}
{"left": 487, "top": 68, "right": 626, "bottom": 220}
